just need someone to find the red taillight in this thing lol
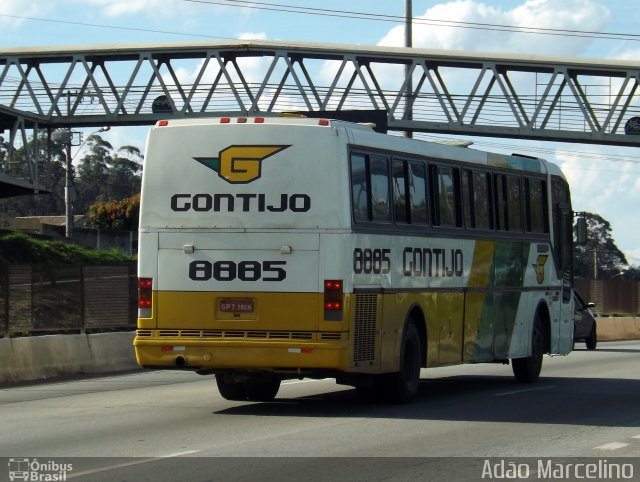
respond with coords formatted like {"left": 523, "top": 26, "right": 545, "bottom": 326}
{"left": 157, "top": 120, "right": 169, "bottom": 126}
{"left": 324, "top": 279, "right": 343, "bottom": 321}
{"left": 220, "top": 117, "right": 231, "bottom": 123}
{"left": 318, "top": 119, "right": 330, "bottom": 126}
{"left": 138, "top": 278, "right": 153, "bottom": 309}
{"left": 237, "top": 117, "right": 247, "bottom": 123}
{"left": 254, "top": 117, "right": 265, "bottom": 123}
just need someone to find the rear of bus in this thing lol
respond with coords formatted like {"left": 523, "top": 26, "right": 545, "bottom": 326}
{"left": 134, "top": 117, "right": 355, "bottom": 399}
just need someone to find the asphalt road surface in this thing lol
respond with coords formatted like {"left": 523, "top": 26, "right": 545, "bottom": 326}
{"left": 1, "top": 341, "right": 639, "bottom": 481}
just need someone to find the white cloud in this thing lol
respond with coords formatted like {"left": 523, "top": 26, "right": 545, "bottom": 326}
{"left": 0, "top": 0, "right": 53, "bottom": 29}
{"left": 379, "top": 0, "right": 610, "bottom": 56}
{"left": 85, "top": 0, "right": 177, "bottom": 17}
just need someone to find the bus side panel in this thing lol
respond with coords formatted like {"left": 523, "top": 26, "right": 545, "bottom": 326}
{"left": 463, "top": 239, "right": 496, "bottom": 362}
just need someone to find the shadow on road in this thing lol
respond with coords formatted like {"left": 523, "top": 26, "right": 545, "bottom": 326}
{"left": 214, "top": 375, "right": 640, "bottom": 428}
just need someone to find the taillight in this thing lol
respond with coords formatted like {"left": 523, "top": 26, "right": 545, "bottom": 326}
{"left": 324, "top": 279, "right": 343, "bottom": 321}
{"left": 138, "top": 278, "right": 153, "bottom": 312}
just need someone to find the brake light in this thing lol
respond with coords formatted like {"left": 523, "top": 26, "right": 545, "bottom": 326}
{"left": 138, "top": 278, "right": 153, "bottom": 310}
{"left": 324, "top": 279, "right": 343, "bottom": 321}
{"left": 220, "top": 117, "right": 231, "bottom": 123}
{"left": 318, "top": 119, "right": 330, "bottom": 126}
{"left": 157, "top": 120, "right": 169, "bottom": 126}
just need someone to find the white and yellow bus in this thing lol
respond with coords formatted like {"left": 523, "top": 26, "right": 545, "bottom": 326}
{"left": 134, "top": 116, "right": 577, "bottom": 403}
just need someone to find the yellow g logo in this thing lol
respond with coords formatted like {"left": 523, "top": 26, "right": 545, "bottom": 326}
{"left": 533, "top": 255, "right": 548, "bottom": 284}
{"left": 194, "top": 145, "right": 290, "bottom": 184}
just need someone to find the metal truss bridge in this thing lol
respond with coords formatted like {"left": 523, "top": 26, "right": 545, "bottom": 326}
{"left": 1, "top": 40, "right": 640, "bottom": 193}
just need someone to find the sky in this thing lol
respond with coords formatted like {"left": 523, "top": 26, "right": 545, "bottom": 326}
{"left": 0, "top": 0, "right": 639, "bottom": 267}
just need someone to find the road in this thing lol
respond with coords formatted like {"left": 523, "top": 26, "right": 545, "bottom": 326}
{"left": 1, "top": 341, "right": 639, "bottom": 481}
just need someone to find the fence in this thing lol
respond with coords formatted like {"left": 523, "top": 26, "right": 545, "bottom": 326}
{"left": 574, "top": 278, "right": 640, "bottom": 316}
{"left": 1, "top": 262, "right": 637, "bottom": 336}
{"left": 0, "top": 262, "right": 137, "bottom": 336}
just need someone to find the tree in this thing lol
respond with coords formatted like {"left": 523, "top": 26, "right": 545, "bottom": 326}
{"left": 74, "top": 135, "right": 142, "bottom": 214}
{"left": 0, "top": 131, "right": 142, "bottom": 220}
{"left": 574, "top": 212, "right": 629, "bottom": 280}
{"left": 0, "top": 131, "right": 67, "bottom": 216}
{"left": 85, "top": 194, "right": 140, "bottom": 231}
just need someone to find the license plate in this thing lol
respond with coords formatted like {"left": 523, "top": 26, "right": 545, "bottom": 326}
{"left": 219, "top": 299, "right": 254, "bottom": 313}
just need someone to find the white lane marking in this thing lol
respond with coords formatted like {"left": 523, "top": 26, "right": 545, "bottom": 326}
{"left": 494, "top": 385, "right": 555, "bottom": 397}
{"left": 593, "top": 442, "right": 630, "bottom": 451}
{"left": 68, "top": 450, "right": 200, "bottom": 479}
{"left": 632, "top": 434, "right": 640, "bottom": 439}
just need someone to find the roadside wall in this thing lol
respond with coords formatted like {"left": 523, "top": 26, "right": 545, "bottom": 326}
{"left": 0, "top": 332, "right": 137, "bottom": 384}
{"left": 596, "top": 316, "right": 640, "bottom": 341}
{"left": 0, "top": 318, "right": 638, "bottom": 384}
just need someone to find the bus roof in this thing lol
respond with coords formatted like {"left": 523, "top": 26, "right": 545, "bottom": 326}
{"left": 152, "top": 116, "right": 563, "bottom": 178}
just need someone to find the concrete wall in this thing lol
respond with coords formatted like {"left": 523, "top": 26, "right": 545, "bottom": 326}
{"left": 596, "top": 316, "right": 640, "bottom": 341}
{"left": 0, "top": 332, "right": 138, "bottom": 384}
{"left": 0, "top": 318, "right": 638, "bottom": 385}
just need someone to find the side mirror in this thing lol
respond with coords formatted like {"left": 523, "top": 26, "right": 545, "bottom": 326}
{"left": 575, "top": 216, "right": 587, "bottom": 245}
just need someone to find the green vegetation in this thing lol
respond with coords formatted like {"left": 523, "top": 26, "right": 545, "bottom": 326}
{"left": 0, "top": 232, "right": 132, "bottom": 264}
{"left": 85, "top": 193, "right": 140, "bottom": 231}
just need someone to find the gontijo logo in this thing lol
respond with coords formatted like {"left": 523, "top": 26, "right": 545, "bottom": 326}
{"left": 193, "top": 145, "right": 290, "bottom": 184}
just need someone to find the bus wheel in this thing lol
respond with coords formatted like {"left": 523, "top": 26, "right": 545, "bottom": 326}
{"left": 512, "top": 312, "right": 544, "bottom": 383}
{"left": 216, "top": 375, "right": 247, "bottom": 401}
{"left": 385, "top": 321, "right": 422, "bottom": 403}
{"left": 244, "top": 376, "right": 281, "bottom": 402}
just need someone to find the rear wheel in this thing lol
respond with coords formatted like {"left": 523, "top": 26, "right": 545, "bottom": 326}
{"left": 384, "top": 321, "right": 422, "bottom": 403}
{"left": 216, "top": 375, "right": 247, "bottom": 401}
{"left": 216, "top": 374, "right": 281, "bottom": 401}
{"left": 512, "top": 312, "right": 544, "bottom": 383}
{"left": 244, "top": 377, "right": 281, "bottom": 401}
{"left": 585, "top": 325, "right": 597, "bottom": 350}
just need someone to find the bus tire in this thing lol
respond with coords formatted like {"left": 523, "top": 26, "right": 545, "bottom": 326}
{"left": 512, "top": 312, "right": 544, "bottom": 383}
{"left": 216, "top": 375, "right": 247, "bottom": 401}
{"left": 244, "top": 376, "right": 281, "bottom": 401}
{"left": 385, "top": 320, "right": 422, "bottom": 403}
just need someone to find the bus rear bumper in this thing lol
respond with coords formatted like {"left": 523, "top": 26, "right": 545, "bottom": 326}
{"left": 133, "top": 332, "right": 349, "bottom": 373}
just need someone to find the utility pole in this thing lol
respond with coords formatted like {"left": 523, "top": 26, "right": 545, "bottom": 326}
{"left": 65, "top": 92, "right": 75, "bottom": 239}
{"left": 405, "top": 0, "right": 413, "bottom": 138}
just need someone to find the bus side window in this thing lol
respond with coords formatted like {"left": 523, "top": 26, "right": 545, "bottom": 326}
{"left": 463, "top": 169, "right": 492, "bottom": 230}
{"left": 392, "top": 160, "right": 409, "bottom": 224}
{"left": 370, "top": 157, "right": 391, "bottom": 222}
{"left": 409, "top": 161, "right": 428, "bottom": 225}
{"left": 433, "top": 165, "right": 461, "bottom": 227}
{"left": 506, "top": 175, "right": 523, "bottom": 232}
{"left": 525, "top": 178, "right": 548, "bottom": 233}
{"left": 350, "top": 153, "right": 369, "bottom": 223}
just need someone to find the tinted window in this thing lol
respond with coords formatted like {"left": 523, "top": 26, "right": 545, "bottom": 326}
{"left": 409, "top": 162, "right": 428, "bottom": 225}
{"left": 526, "top": 178, "right": 547, "bottom": 233}
{"left": 350, "top": 153, "right": 368, "bottom": 223}
{"left": 434, "top": 166, "right": 459, "bottom": 227}
{"left": 392, "top": 160, "right": 409, "bottom": 224}
{"left": 506, "top": 175, "right": 522, "bottom": 231}
{"left": 370, "top": 157, "right": 390, "bottom": 222}
{"left": 463, "top": 170, "right": 492, "bottom": 230}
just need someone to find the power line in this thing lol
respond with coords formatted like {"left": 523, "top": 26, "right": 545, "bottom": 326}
{"left": 3, "top": 2, "right": 638, "bottom": 44}
{"left": 183, "top": 0, "right": 640, "bottom": 42}
{"left": 0, "top": 13, "right": 235, "bottom": 40}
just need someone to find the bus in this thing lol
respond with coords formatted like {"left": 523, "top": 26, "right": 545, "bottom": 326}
{"left": 134, "top": 116, "right": 577, "bottom": 403}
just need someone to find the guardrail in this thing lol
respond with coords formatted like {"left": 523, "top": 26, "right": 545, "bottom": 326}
{"left": 0, "top": 262, "right": 137, "bottom": 337}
